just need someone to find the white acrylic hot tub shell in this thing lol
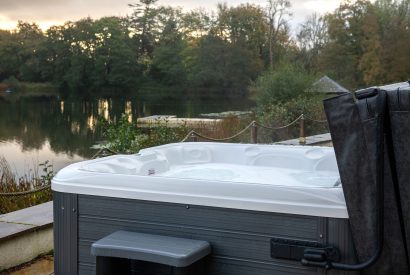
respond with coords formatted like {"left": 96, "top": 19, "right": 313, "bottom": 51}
{"left": 52, "top": 143, "right": 348, "bottom": 218}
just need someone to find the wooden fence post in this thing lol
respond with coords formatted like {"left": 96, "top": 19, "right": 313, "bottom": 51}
{"left": 299, "top": 114, "right": 306, "bottom": 145}
{"left": 251, "top": 122, "right": 258, "bottom": 144}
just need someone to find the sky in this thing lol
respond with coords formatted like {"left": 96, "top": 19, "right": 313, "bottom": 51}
{"left": 0, "top": 0, "right": 342, "bottom": 31}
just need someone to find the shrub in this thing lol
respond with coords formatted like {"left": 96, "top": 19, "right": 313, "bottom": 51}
{"left": 251, "top": 63, "right": 315, "bottom": 107}
{"left": 98, "top": 114, "right": 188, "bottom": 154}
{"left": 255, "top": 94, "right": 329, "bottom": 143}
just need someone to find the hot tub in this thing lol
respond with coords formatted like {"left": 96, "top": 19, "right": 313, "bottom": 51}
{"left": 52, "top": 143, "right": 355, "bottom": 275}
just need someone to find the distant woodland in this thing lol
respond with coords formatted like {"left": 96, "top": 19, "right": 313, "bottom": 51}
{"left": 0, "top": 0, "right": 409, "bottom": 96}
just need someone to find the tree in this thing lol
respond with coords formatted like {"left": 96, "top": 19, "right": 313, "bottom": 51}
{"left": 57, "top": 18, "right": 96, "bottom": 91}
{"left": 43, "top": 17, "right": 141, "bottom": 92}
{"left": 0, "top": 30, "right": 19, "bottom": 81}
{"left": 151, "top": 15, "right": 187, "bottom": 85}
{"left": 91, "top": 17, "right": 141, "bottom": 90}
{"left": 14, "top": 22, "right": 47, "bottom": 82}
{"left": 316, "top": 0, "right": 410, "bottom": 88}
{"left": 296, "top": 13, "right": 328, "bottom": 72}
{"left": 265, "top": 0, "right": 292, "bottom": 70}
{"left": 187, "top": 34, "right": 263, "bottom": 94}
{"left": 45, "top": 24, "right": 75, "bottom": 88}
{"left": 213, "top": 4, "right": 267, "bottom": 56}
{"left": 186, "top": 35, "right": 229, "bottom": 90}
{"left": 128, "top": 0, "right": 161, "bottom": 59}
{"left": 318, "top": 0, "right": 373, "bottom": 88}
{"left": 181, "top": 9, "right": 212, "bottom": 40}
{"left": 358, "top": 6, "right": 383, "bottom": 85}
{"left": 376, "top": 0, "right": 410, "bottom": 82}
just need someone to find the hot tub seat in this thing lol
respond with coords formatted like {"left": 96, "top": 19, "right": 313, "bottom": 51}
{"left": 91, "top": 231, "right": 211, "bottom": 275}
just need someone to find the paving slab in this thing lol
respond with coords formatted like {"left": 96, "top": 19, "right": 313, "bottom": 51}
{"left": 0, "top": 201, "right": 53, "bottom": 227}
{"left": 276, "top": 133, "right": 332, "bottom": 146}
{"left": 0, "top": 202, "right": 53, "bottom": 242}
{"left": 0, "top": 221, "right": 35, "bottom": 240}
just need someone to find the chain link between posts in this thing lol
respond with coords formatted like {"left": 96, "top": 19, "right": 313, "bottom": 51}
{"left": 181, "top": 114, "right": 327, "bottom": 142}
{"left": 0, "top": 184, "right": 52, "bottom": 197}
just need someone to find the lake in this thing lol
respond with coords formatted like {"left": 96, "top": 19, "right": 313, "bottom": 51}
{"left": 0, "top": 93, "right": 254, "bottom": 178}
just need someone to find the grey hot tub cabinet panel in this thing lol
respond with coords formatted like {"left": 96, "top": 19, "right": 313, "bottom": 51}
{"left": 53, "top": 191, "right": 358, "bottom": 275}
{"left": 53, "top": 192, "right": 78, "bottom": 275}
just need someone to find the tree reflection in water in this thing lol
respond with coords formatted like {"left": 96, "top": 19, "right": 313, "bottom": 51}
{"left": 0, "top": 94, "right": 253, "bottom": 177}
{"left": 0, "top": 96, "right": 145, "bottom": 176}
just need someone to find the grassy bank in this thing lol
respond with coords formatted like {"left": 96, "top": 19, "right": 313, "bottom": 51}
{"left": 0, "top": 157, "right": 53, "bottom": 214}
{"left": 1, "top": 79, "right": 58, "bottom": 97}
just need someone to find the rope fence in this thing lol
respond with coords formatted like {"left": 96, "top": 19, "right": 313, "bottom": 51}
{"left": 0, "top": 182, "right": 53, "bottom": 214}
{"left": 181, "top": 114, "right": 327, "bottom": 144}
{"left": 254, "top": 114, "right": 304, "bottom": 130}
{"left": 181, "top": 122, "right": 254, "bottom": 142}
{"left": 0, "top": 184, "right": 51, "bottom": 197}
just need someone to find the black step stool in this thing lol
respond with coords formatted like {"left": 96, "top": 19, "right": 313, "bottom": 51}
{"left": 91, "top": 231, "right": 211, "bottom": 275}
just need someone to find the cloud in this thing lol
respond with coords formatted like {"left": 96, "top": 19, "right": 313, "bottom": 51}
{"left": 0, "top": 0, "right": 130, "bottom": 21}
{"left": 0, "top": 0, "right": 342, "bottom": 30}
{"left": 0, "top": 0, "right": 65, "bottom": 10}
{"left": 290, "top": 0, "right": 341, "bottom": 28}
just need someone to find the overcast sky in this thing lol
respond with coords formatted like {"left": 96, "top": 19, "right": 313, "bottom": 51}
{"left": 0, "top": 0, "right": 342, "bottom": 31}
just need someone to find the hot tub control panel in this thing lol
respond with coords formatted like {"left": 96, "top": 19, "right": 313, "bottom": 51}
{"left": 270, "top": 237, "right": 340, "bottom": 263}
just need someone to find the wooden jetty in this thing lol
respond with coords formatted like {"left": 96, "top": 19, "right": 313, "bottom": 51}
{"left": 137, "top": 115, "right": 223, "bottom": 128}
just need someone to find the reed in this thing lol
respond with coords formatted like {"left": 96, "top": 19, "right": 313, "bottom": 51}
{"left": 0, "top": 157, "right": 53, "bottom": 214}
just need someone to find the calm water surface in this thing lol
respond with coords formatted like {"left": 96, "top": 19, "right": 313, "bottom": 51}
{"left": 0, "top": 93, "right": 254, "bottom": 177}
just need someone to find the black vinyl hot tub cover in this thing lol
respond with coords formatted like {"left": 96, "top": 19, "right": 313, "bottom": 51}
{"left": 324, "top": 81, "right": 410, "bottom": 274}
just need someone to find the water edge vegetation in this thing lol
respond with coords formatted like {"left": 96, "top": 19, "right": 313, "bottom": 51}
{"left": 0, "top": 158, "right": 53, "bottom": 214}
